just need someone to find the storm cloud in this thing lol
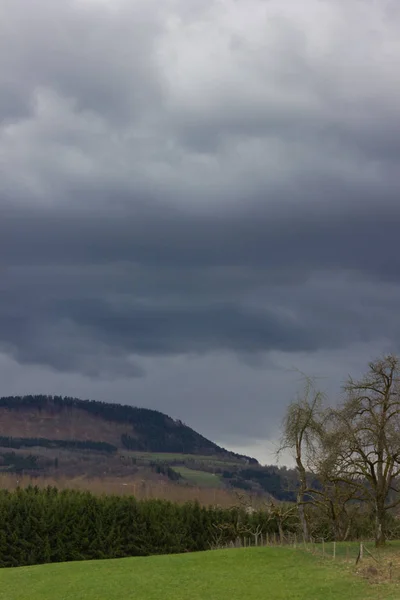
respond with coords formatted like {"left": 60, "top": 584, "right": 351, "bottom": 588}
{"left": 1, "top": 0, "right": 400, "bottom": 461}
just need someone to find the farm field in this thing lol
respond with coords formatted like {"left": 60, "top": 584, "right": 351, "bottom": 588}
{"left": 0, "top": 546, "right": 397, "bottom": 600}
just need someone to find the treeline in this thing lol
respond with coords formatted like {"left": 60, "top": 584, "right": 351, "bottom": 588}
{"left": 150, "top": 462, "right": 182, "bottom": 481}
{"left": 121, "top": 433, "right": 143, "bottom": 451}
{"left": 0, "top": 436, "right": 117, "bottom": 453}
{"left": 0, "top": 452, "right": 39, "bottom": 472}
{"left": 1, "top": 486, "right": 397, "bottom": 569}
{"left": 0, "top": 395, "right": 255, "bottom": 461}
{"left": 0, "top": 487, "right": 278, "bottom": 568}
{"left": 221, "top": 466, "right": 297, "bottom": 501}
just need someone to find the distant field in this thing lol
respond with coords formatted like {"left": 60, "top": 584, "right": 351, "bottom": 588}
{"left": 127, "top": 451, "right": 242, "bottom": 466}
{"left": 0, "top": 473, "right": 239, "bottom": 507}
{"left": 172, "top": 466, "right": 222, "bottom": 487}
{"left": 0, "top": 547, "right": 397, "bottom": 600}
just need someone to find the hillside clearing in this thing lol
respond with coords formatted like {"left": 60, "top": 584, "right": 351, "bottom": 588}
{"left": 172, "top": 465, "right": 222, "bottom": 487}
{"left": 0, "top": 547, "right": 397, "bottom": 600}
{"left": 127, "top": 451, "right": 243, "bottom": 466}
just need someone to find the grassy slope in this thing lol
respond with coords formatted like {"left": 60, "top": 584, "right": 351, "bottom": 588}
{"left": 128, "top": 451, "right": 242, "bottom": 466}
{"left": 172, "top": 465, "right": 222, "bottom": 487}
{"left": 0, "top": 547, "right": 397, "bottom": 600}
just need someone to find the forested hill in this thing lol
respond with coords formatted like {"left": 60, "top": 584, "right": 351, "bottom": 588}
{"left": 0, "top": 395, "right": 257, "bottom": 462}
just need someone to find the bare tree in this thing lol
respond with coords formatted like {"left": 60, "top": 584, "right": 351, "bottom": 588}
{"left": 332, "top": 354, "right": 400, "bottom": 547}
{"left": 278, "top": 376, "right": 325, "bottom": 542}
{"left": 265, "top": 500, "right": 297, "bottom": 542}
{"left": 309, "top": 467, "right": 362, "bottom": 541}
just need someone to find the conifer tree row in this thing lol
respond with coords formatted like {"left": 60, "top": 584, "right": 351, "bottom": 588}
{"left": 0, "top": 487, "right": 279, "bottom": 568}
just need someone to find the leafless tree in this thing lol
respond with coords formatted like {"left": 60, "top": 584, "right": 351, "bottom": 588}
{"left": 278, "top": 375, "right": 325, "bottom": 542}
{"left": 264, "top": 500, "right": 297, "bottom": 542}
{"left": 278, "top": 375, "right": 361, "bottom": 542}
{"left": 309, "top": 470, "right": 362, "bottom": 541}
{"left": 330, "top": 354, "right": 400, "bottom": 546}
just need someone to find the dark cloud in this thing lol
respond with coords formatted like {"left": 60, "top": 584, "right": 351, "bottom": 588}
{"left": 1, "top": 0, "right": 400, "bottom": 458}
{"left": 1, "top": 191, "right": 400, "bottom": 275}
{"left": 2, "top": 254, "right": 400, "bottom": 379}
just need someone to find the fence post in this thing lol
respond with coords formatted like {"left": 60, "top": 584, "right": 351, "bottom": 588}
{"left": 333, "top": 541, "right": 336, "bottom": 560}
{"left": 322, "top": 538, "right": 325, "bottom": 557}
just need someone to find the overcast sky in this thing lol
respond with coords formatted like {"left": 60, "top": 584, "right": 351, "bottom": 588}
{"left": 1, "top": 0, "right": 400, "bottom": 464}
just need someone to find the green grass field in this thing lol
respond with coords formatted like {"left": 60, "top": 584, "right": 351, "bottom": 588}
{"left": 127, "top": 451, "right": 242, "bottom": 466}
{"left": 0, "top": 546, "right": 398, "bottom": 600}
{"left": 172, "top": 466, "right": 222, "bottom": 487}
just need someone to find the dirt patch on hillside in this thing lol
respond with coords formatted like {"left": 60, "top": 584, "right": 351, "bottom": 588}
{"left": 0, "top": 406, "right": 132, "bottom": 446}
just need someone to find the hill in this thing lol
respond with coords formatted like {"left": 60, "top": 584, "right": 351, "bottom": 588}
{"left": 0, "top": 396, "right": 257, "bottom": 464}
{"left": 0, "top": 395, "right": 254, "bottom": 457}
{"left": 0, "top": 547, "right": 387, "bottom": 600}
{"left": 0, "top": 395, "right": 295, "bottom": 500}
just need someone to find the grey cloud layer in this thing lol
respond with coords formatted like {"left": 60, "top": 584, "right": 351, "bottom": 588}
{"left": 1, "top": 0, "right": 400, "bottom": 383}
{"left": 2, "top": 195, "right": 400, "bottom": 273}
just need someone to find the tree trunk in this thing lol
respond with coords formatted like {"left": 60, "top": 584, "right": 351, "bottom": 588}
{"left": 375, "top": 500, "right": 386, "bottom": 547}
{"left": 331, "top": 518, "right": 340, "bottom": 542}
{"left": 343, "top": 519, "right": 351, "bottom": 542}
{"left": 296, "top": 457, "right": 310, "bottom": 542}
{"left": 278, "top": 521, "right": 284, "bottom": 544}
{"left": 328, "top": 500, "right": 340, "bottom": 541}
{"left": 297, "top": 499, "right": 309, "bottom": 542}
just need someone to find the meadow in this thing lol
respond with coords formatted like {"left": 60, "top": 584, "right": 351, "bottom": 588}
{"left": 0, "top": 546, "right": 398, "bottom": 600}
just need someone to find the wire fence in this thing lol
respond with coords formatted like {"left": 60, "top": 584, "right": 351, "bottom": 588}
{"left": 211, "top": 534, "right": 400, "bottom": 584}
{"left": 303, "top": 539, "right": 373, "bottom": 562}
{"left": 212, "top": 533, "right": 385, "bottom": 564}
